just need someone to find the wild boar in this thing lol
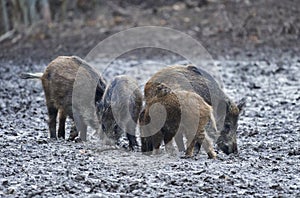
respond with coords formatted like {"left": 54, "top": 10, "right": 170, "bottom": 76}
{"left": 97, "top": 75, "right": 142, "bottom": 150}
{"left": 20, "top": 56, "right": 106, "bottom": 141}
{"left": 143, "top": 65, "right": 246, "bottom": 155}
{"left": 140, "top": 84, "right": 217, "bottom": 158}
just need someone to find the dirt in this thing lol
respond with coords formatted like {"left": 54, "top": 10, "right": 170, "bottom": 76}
{"left": 0, "top": 0, "right": 299, "bottom": 197}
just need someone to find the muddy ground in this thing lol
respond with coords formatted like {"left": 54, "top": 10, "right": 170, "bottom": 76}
{"left": 0, "top": 0, "right": 299, "bottom": 197}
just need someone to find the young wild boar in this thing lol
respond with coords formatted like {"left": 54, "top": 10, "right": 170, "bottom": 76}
{"left": 143, "top": 65, "right": 246, "bottom": 155}
{"left": 97, "top": 75, "right": 142, "bottom": 150}
{"left": 20, "top": 56, "right": 106, "bottom": 141}
{"left": 140, "top": 84, "right": 217, "bottom": 158}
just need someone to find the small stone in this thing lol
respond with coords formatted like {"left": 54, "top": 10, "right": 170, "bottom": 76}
{"left": 7, "top": 188, "right": 15, "bottom": 194}
{"left": 270, "top": 184, "right": 283, "bottom": 191}
{"left": 36, "top": 139, "right": 48, "bottom": 144}
{"left": 2, "top": 180, "right": 8, "bottom": 185}
{"left": 75, "top": 174, "right": 85, "bottom": 181}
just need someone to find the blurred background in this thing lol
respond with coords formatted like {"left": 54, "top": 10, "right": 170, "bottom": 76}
{"left": 0, "top": 0, "right": 299, "bottom": 63}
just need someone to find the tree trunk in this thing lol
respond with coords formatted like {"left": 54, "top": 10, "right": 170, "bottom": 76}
{"left": 40, "top": 0, "right": 51, "bottom": 24}
{"left": 19, "top": 0, "right": 29, "bottom": 26}
{"left": 28, "top": 0, "right": 37, "bottom": 24}
{"left": 1, "top": 0, "right": 10, "bottom": 32}
{"left": 12, "top": 0, "right": 22, "bottom": 30}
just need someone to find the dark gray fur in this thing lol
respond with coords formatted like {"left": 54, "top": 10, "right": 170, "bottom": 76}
{"left": 97, "top": 75, "right": 142, "bottom": 150}
{"left": 143, "top": 65, "right": 246, "bottom": 155}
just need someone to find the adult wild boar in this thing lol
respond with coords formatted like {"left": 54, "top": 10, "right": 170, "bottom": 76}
{"left": 97, "top": 75, "right": 142, "bottom": 150}
{"left": 140, "top": 84, "right": 217, "bottom": 158}
{"left": 143, "top": 65, "right": 246, "bottom": 155}
{"left": 20, "top": 56, "right": 106, "bottom": 141}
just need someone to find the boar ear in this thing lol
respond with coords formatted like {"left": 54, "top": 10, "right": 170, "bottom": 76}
{"left": 237, "top": 97, "right": 246, "bottom": 113}
{"left": 157, "top": 83, "right": 171, "bottom": 96}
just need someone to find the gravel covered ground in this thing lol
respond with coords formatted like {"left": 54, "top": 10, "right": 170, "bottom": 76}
{"left": 0, "top": 47, "right": 299, "bottom": 197}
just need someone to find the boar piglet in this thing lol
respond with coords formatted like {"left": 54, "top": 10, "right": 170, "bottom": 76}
{"left": 97, "top": 75, "right": 142, "bottom": 150}
{"left": 140, "top": 83, "right": 217, "bottom": 158}
{"left": 20, "top": 56, "right": 106, "bottom": 141}
{"left": 144, "top": 65, "right": 246, "bottom": 155}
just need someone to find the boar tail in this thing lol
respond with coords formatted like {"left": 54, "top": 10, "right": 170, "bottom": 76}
{"left": 19, "top": 72, "right": 43, "bottom": 79}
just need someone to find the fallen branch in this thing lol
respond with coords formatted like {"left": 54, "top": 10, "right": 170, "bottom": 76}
{"left": 106, "top": 1, "right": 132, "bottom": 16}
{"left": 0, "top": 29, "right": 16, "bottom": 43}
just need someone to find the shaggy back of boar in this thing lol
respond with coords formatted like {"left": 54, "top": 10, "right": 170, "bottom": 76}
{"left": 97, "top": 75, "right": 142, "bottom": 150}
{"left": 20, "top": 56, "right": 106, "bottom": 141}
{"left": 143, "top": 65, "right": 246, "bottom": 155}
{"left": 140, "top": 85, "right": 217, "bottom": 158}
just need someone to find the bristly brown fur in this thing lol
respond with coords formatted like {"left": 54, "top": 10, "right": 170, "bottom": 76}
{"left": 140, "top": 85, "right": 217, "bottom": 158}
{"left": 21, "top": 56, "right": 106, "bottom": 140}
{"left": 142, "top": 65, "right": 244, "bottom": 155}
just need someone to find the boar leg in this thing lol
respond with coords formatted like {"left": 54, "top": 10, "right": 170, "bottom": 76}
{"left": 125, "top": 122, "right": 138, "bottom": 150}
{"left": 186, "top": 129, "right": 205, "bottom": 158}
{"left": 58, "top": 110, "right": 66, "bottom": 139}
{"left": 174, "top": 131, "right": 185, "bottom": 152}
{"left": 68, "top": 123, "right": 78, "bottom": 141}
{"left": 141, "top": 136, "right": 153, "bottom": 153}
{"left": 185, "top": 137, "right": 198, "bottom": 157}
{"left": 162, "top": 129, "right": 177, "bottom": 155}
{"left": 127, "top": 133, "right": 138, "bottom": 150}
{"left": 75, "top": 114, "right": 87, "bottom": 141}
{"left": 202, "top": 134, "right": 217, "bottom": 159}
{"left": 162, "top": 128, "right": 175, "bottom": 148}
{"left": 152, "top": 131, "right": 163, "bottom": 154}
{"left": 165, "top": 139, "right": 177, "bottom": 156}
{"left": 79, "top": 125, "right": 87, "bottom": 141}
{"left": 47, "top": 104, "right": 58, "bottom": 139}
{"left": 193, "top": 142, "right": 201, "bottom": 156}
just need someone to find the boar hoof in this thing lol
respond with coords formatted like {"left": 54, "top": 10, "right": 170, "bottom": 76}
{"left": 74, "top": 137, "right": 83, "bottom": 143}
{"left": 128, "top": 145, "right": 139, "bottom": 152}
{"left": 181, "top": 155, "right": 193, "bottom": 159}
{"left": 67, "top": 136, "right": 75, "bottom": 141}
{"left": 68, "top": 132, "right": 79, "bottom": 141}
{"left": 50, "top": 135, "right": 57, "bottom": 139}
{"left": 142, "top": 151, "right": 153, "bottom": 156}
{"left": 207, "top": 151, "right": 217, "bottom": 159}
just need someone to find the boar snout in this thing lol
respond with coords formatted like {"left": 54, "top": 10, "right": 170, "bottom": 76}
{"left": 217, "top": 137, "right": 238, "bottom": 155}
